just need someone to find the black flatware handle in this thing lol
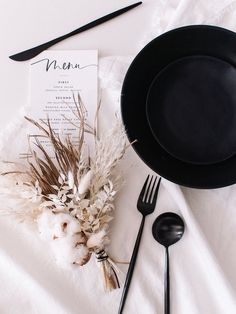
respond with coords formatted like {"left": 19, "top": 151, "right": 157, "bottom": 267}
{"left": 118, "top": 215, "right": 145, "bottom": 314}
{"left": 9, "top": 1, "right": 142, "bottom": 61}
{"left": 165, "top": 247, "right": 170, "bottom": 314}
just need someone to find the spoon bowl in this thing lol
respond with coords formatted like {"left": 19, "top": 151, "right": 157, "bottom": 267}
{"left": 152, "top": 212, "right": 185, "bottom": 247}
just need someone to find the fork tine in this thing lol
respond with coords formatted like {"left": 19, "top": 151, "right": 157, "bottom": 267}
{"left": 138, "top": 175, "right": 150, "bottom": 202}
{"left": 144, "top": 175, "right": 153, "bottom": 202}
{"left": 148, "top": 176, "right": 157, "bottom": 203}
{"left": 151, "top": 177, "right": 162, "bottom": 205}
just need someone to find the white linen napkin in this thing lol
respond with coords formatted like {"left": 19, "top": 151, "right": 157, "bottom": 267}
{"left": 1, "top": 1, "right": 236, "bottom": 313}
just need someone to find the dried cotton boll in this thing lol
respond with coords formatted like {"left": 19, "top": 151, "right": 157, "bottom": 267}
{"left": 38, "top": 211, "right": 90, "bottom": 268}
{"left": 66, "top": 217, "right": 81, "bottom": 235}
{"left": 53, "top": 212, "right": 81, "bottom": 237}
{"left": 37, "top": 210, "right": 66, "bottom": 240}
{"left": 50, "top": 236, "right": 76, "bottom": 267}
{"left": 78, "top": 170, "right": 93, "bottom": 195}
{"left": 37, "top": 210, "right": 81, "bottom": 241}
{"left": 51, "top": 235, "right": 91, "bottom": 267}
{"left": 87, "top": 229, "right": 107, "bottom": 249}
{"left": 73, "top": 244, "right": 91, "bottom": 266}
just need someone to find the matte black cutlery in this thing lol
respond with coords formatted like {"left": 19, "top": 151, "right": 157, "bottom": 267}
{"left": 152, "top": 212, "right": 185, "bottom": 314}
{"left": 118, "top": 175, "right": 161, "bottom": 314}
{"left": 9, "top": 2, "right": 142, "bottom": 61}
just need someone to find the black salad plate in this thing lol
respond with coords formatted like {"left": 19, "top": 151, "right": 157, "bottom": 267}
{"left": 146, "top": 55, "right": 236, "bottom": 165}
{"left": 121, "top": 25, "right": 236, "bottom": 189}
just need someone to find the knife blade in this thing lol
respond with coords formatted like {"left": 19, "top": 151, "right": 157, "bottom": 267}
{"left": 9, "top": 1, "right": 142, "bottom": 62}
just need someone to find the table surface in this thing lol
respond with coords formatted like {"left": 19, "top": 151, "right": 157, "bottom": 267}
{"left": 1, "top": 1, "right": 236, "bottom": 313}
{"left": 0, "top": 0, "right": 154, "bottom": 129}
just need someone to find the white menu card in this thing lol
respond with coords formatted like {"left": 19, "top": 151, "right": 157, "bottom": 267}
{"left": 28, "top": 50, "right": 98, "bottom": 150}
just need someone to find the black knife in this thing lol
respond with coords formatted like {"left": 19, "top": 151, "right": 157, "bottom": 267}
{"left": 9, "top": 2, "right": 142, "bottom": 62}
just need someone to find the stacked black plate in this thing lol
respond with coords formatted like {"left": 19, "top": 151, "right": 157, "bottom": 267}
{"left": 121, "top": 25, "right": 236, "bottom": 188}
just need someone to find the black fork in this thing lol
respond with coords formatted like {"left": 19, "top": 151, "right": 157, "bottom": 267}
{"left": 118, "top": 175, "right": 162, "bottom": 314}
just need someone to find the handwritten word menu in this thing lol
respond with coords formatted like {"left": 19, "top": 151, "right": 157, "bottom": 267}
{"left": 28, "top": 50, "right": 98, "bottom": 150}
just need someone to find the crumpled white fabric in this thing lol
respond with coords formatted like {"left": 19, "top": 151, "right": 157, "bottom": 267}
{"left": 1, "top": 1, "right": 236, "bottom": 313}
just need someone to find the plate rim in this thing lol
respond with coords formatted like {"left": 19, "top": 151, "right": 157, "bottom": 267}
{"left": 121, "top": 24, "right": 236, "bottom": 189}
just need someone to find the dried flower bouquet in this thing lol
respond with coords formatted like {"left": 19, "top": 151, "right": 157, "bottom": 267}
{"left": 0, "top": 95, "right": 127, "bottom": 291}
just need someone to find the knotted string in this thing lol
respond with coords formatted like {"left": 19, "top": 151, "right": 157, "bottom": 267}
{"left": 96, "top": 249, "right": 109, "bottom": 262}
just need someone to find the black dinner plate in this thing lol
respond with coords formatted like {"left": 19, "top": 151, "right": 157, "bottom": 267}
{"left": 146, "top": 54, "right": 236, "bottom": 165}
{"left": 121, "top": 25, "right": 236, "bottom": 189}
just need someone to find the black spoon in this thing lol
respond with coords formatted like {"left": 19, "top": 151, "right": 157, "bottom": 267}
{"left": 152, "top": 212, "right": 185, "bottom": 314}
